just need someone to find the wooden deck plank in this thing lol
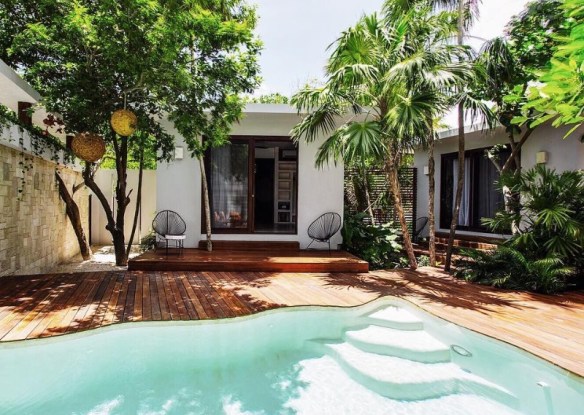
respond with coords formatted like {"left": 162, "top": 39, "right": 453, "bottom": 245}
{"left": 142, "top": 273, "right": 152, "bottom": 321}
{"left": 128, "top": 248, "right": 368, "bottom": 273}
{"left": 122, "top": 273, "right": 137, "bottom": 323}
{"left": 0, "top": 274, "right": 65, "bottom": 333}
{"left": 73, "top": 272, "right": 108, "bottom": 332}
{"left": 155, "top": 272, "right": 171, "bottom": 321}
{"left": 182, "top": 273, "right": 209, "bottom": 319}
{"left": 176, "top": 273, "right": 199, "bottom": 320}
{"left": 0, "top": 268, "right": 583, "bottom": 378}
{"left": 88, "top": 274, "right": 117, "bottom": 330}
{"left": 161, "top": 272, "right": 181, "bottom": 320}
{"left": 28, "top": 274, "right": 83, "bottom": 339}
{"left": 0, "top": 274, "right": 72, "bottom": 341}
{"left": 149, "top": 273, "right": 162, "bottom": 321}
{"left": 39, "top": 273, "right": 97, "bottom": 337}
{"left": 102, "top": 273, "right": 125, "bottom": 326}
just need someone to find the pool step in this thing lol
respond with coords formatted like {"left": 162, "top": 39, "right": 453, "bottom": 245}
{"left": 363, "top": 306, "right": 424, "bottom": 331}
{"left": 301, "top": 354, "right": 522, "bottom": 415}
{"left": 345, "top": 325, "right": 451, "bottom": 363}
{"left": 311, "top": 340, "right": 517, "bottom": 404}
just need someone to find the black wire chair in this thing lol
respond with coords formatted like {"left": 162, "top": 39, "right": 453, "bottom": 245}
{"left": 307, "top": 212, "right": 342, "bottom": 253}
{"left": 152, "top": 210, "right": 187, "bottom": 255}
{"left": 412, "top": 216, "right": 429, "bottom": 243}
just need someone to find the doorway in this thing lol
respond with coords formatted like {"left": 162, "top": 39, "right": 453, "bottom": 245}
{"left": 205, "top": 136, "right": 298, "bottom": 234}
{"left": 254, "top": 157, "right": 275, "bottom": 231}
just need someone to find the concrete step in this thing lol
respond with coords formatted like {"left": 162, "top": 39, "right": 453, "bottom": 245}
{"left": 362, "top": 306, "right": 424, "bottom": 331}
{"left": 311, "top": 340, "right": 517, "bottom": 405}
{"left": 345, "top": 325, "right": 451, "bottom": 363}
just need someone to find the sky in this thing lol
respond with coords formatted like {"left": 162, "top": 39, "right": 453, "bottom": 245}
{"left": 251, "top": 0, "right": 532, "bottom": 98}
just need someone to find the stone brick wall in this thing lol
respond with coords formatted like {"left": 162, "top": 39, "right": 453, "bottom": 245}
{"left": 0, "top": 143, "right": 89, "bottom": 276}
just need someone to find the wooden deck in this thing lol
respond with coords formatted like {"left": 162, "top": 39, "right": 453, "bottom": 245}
{"left": 0, "top": 267, "right": 583, "bottom": 378}
{"left": 128, "top": 248, "right": 369, "bottom": 273}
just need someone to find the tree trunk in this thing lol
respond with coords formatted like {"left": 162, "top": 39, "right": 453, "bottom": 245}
{"left": 444, "top": 3, "right": 466, "bottom": 271}
{"left": 83, "top": 162, "right": 128, "bottom": 266}
{"left": 126, "top": 137, "right": 144, "bottom": 257}
{"left": 444, "top": 101, "right": 465, "bottom": 271}
{"left": 385, "top": 162, "right": 417, "bottom": 270}
{"left": 55, "top": 171, "right": 91, "bottom": 260}
{"left": 110, "top": 137, "right": 129, "bottom": 265}
{"left": 362, "top": 164, "right": 376, "bottom": 225}
{"left": 199, "top": 156, "right": 213, "bottom": 251}
{"left": 427, "top": 126, "right": 437, "bottom": 267}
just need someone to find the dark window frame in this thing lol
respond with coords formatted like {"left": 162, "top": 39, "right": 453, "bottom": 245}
{"left": 439, "top": 146, "right": 511, "bottom": 233}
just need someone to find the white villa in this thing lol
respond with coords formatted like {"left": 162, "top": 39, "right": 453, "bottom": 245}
{"left": 156, "top": 104, "right": 345, "bottom": 249}
{"left": 413, "top": 122, "right": 584, "bottom": 239}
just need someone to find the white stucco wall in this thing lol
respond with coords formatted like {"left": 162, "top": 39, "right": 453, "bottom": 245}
{"left": 414, "top": 123, "right": 584, "bottom": 238}
{"left": 156, "top": 104, "right": 345, "bottom": 249}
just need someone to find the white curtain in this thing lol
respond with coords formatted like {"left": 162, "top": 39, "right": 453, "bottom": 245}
{"left": 210, "top": 145, "right": 248, "bottom": 228}
{"left": 452, "top": 158, "right": 471, "bottom": 226}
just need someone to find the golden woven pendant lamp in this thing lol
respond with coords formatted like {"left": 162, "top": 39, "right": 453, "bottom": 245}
{"left": 71, "top": 132, "right": 106, "bottom": 162}
{"left": 110, "top": 108, "right": 138, "bottom": 136}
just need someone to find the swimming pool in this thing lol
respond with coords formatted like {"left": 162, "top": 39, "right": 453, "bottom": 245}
{"left": 0, "top": 297, "right": 582, "bottom": 414}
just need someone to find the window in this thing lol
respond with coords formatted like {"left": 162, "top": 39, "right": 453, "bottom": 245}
{"left": 440, "top": 147, "right": 510, "bottom": 232}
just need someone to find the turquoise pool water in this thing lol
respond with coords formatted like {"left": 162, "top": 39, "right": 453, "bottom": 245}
{"left": 0, "top": 298, "right": 582, "bottom": 414}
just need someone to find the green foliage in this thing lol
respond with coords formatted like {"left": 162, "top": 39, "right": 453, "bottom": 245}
{"left": 246, "top": 93, "right": 289, "bottom": 104}
{"left": 291, "top": 1, "right": 472, "bottom": 168}
{"left": 522, "top": 0, "right": 584, "bottom": 135}
{"left": 0, "top": 0, "right": 261, "bottom": 162}
{"left": 484, "top": 166, "right": 584, "bottom": 262}
{"left": 342, "top": 213, "right": 403, "bottom": 270}
{"left": 457, "top": 166, "right": 584, "bottom": 293}
{"left": 455, "top": 246, "right": 573, "bottom": 294}
{"left": 479, "top": 1, "right": 566, "bottom": 137}
{"left": 506, "top": 0, "right": 569, "bottom": 75}
{"left": 140, "top": 231, "right": 157, "bottom": 252}
{"left": 100, "top": 136, "right": 158, "bottom": 170}
{"left": 0, "top": 104, "right": 73, "bottom": 163}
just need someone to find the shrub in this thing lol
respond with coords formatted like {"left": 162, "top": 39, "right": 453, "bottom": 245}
{"left": 456, "top": 166, "right": 584, "bottom": 293}
{"left": 342, "top": 212, "right": 403, "bottom": 270}
{"left": 455, "top": 246, "right": 573, "bottom": 294}
{"left": 140, "top": 231, "right": 157, "bottom": 252}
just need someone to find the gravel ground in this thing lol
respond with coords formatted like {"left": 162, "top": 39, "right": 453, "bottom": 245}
{"left": 47, "top": 245, "right": 143, "bottom": 273}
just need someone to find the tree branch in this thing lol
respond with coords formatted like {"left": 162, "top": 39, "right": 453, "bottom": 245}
{"left": 502, "top": 127, "right": 535, "bottom": 173}
{"left": 83, "top": 162, "right": 116, "bottom": 229}
{"left": 72, "top": 181, "right": 85, "bottom": 194}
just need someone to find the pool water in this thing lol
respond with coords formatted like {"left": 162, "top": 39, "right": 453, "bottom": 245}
{"left": 0, "top": 298, "right": 582, "bottom": 415}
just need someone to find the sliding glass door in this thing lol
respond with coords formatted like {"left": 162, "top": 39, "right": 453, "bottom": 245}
{"left": 208, "top": 141, "right": 250, "bottom": 230}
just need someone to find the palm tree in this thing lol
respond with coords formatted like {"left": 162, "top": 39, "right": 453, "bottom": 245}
{"left": 423, "top": 0, "right": 484, "bottom": 271}
{"left": 291, "top": 1, "right": 470, "bottom": 269}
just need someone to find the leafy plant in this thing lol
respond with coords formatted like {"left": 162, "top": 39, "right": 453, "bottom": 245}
{"left": 456, "top": 166, "right": 584, "bottom": 293}
{"left": 342, "top": 212, "right": 403, "bottom": 270}
{"left": 484, "top": 166, "right": 584, "bottom": 269}
{"left": 140, "top": 231, "right": 157, "bottom": 252}
{"left": 455, "top": 246, "right": 573, "bottom": 294}
{"left": 521, "top": 0, "right": 584, "bottom": 135}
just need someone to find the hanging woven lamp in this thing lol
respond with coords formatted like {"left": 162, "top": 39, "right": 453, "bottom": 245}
{"left": 71, "top": 132, "right": 106, "bottom": 162}
{"left": 110, "top": 108, "right": 138, "bottom": 136}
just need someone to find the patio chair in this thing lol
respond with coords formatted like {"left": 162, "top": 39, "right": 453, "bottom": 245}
{"left": 307, "top": 212, "right": 342, "bottom": 253}
{"left": 412, "top": 216, "right": 429, "bottom": 243}
{"left": 152, "top": 210, "right": 186, "bottom": 255}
